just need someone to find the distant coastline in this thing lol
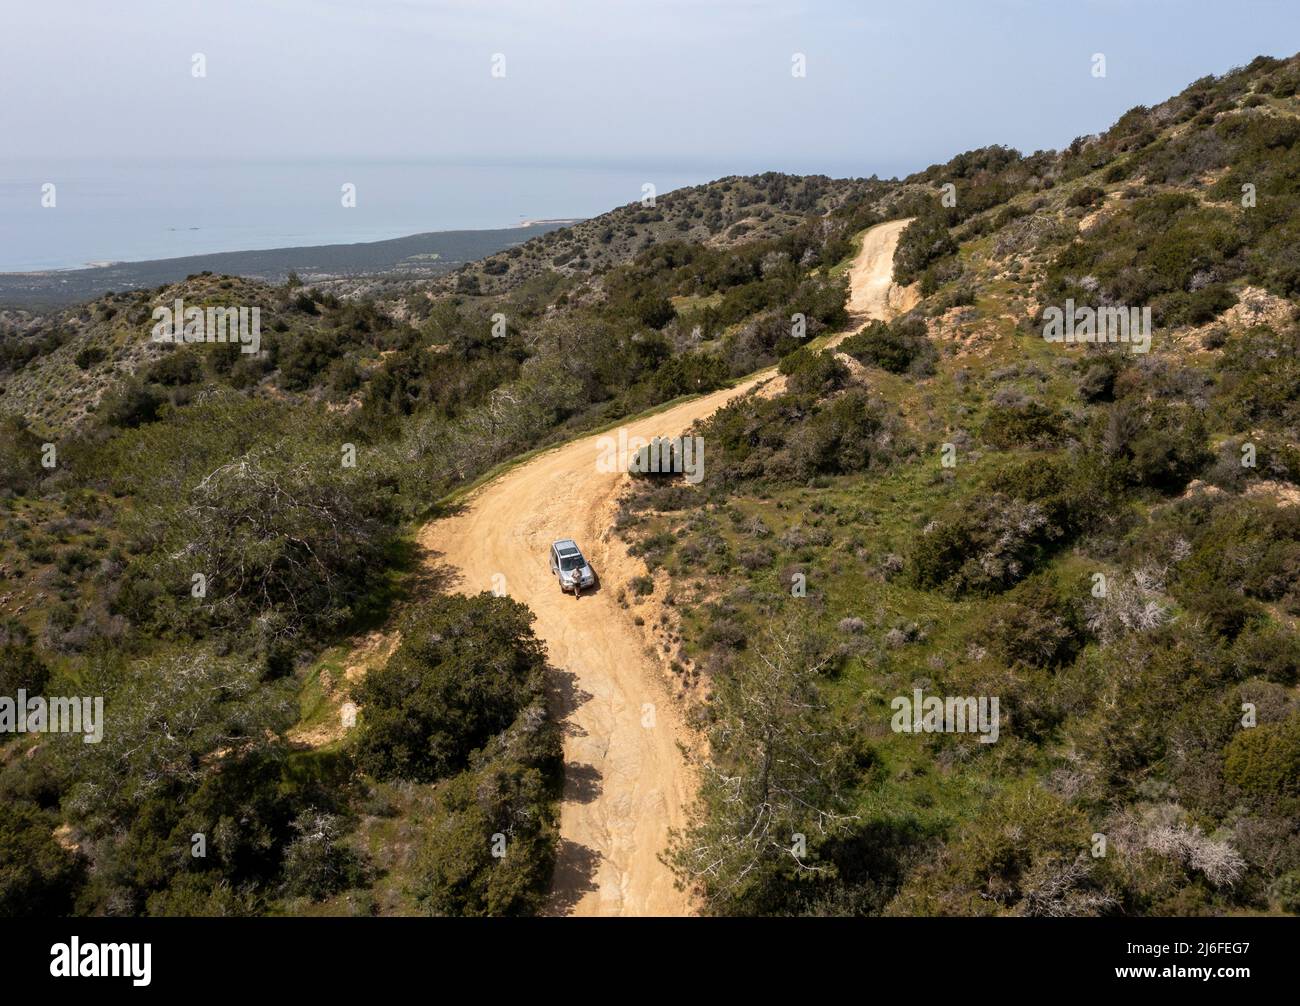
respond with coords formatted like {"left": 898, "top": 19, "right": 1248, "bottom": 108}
{"left": 0, "top": 220, "right": 579, "bottom": 309}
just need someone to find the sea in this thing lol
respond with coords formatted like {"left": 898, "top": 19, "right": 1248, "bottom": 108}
{"left": 0, "top": 158, "right": 724, "bottom": 273}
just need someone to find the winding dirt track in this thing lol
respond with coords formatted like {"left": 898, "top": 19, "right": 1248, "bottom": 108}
{"left": 419, "top": 218, "right": 912, "bottom": 916}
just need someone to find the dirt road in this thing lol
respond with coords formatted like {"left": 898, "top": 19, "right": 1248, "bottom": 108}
{"left": 845, "top": 217, "right": 918, "bottom": 323}
{"left": 419, "top": 217, "right": 913, "bottom": 916}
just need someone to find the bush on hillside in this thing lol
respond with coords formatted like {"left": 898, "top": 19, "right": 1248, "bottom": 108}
{"left": 354, "top": 594, "right": 550, "bottom": 783}
{"left": 893, "top": 211, "right": 958, "bottom": 286}
{"left": 0, "top": 415, "right": 45, "bottom": 495}
{"left": 910, "top": 492, "right": 1055, "bottom": 596}
{"left": 980, "top": 401, "right": 1066, "bottom": 449}
{"left": 778, "top": 347, "right": 849, "bottom": 397}
{"left": 840, "top": 317, "right": 935, "bottom": 376}
{"left": 1224, "top": 713, "right": 1300, "bottom": 816}
{"left": 409, "top": 704, "right": 561, "bottom": 916}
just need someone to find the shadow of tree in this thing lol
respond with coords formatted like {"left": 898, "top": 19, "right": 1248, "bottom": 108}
{"left": 544, "top": 838, "right": 601, "bottom": 916}
{"left": 562, "top": 761, "right": 602, "bottom": 805}
{"left": 548, "top": 666, "right": 593, "bottom": 739}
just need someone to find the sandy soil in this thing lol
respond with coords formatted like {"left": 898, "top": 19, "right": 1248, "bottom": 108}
{"left": 844, "top": 218, "right": 917, "bottom": 324}
{"left": 417, "top": 218, "right": 913, "bottom": 916}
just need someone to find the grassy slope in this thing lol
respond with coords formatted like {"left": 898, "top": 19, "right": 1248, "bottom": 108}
{"left": 620, "top": 56, "right": 1300, "bottom": 914}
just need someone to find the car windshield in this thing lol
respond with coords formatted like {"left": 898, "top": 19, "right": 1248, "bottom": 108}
{"left": 559, "top": 554, "right": 583, "bottom": 571}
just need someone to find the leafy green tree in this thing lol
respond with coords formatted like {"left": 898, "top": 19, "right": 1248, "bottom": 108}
{"left": 409, "top": 705, "right": 560, "bottom": 917}
{"left": 355, "top": 594, "right": 549, "bottom": 782}
{"left": 280, "top": 810, "right": 367, "bottom": 900}
{"left": 841, "top": 317, "right": 935, "bottom": 375}
{"left": 0, "top": 801, "right": 85, "bottom": 916}
{"left": 176, "top": 444, "right": 395, "bottom": 637}
{"left": 1225, "top": 713, "right": 1300, "bottom": 815}
{"left": 61, "top": 651, "right": 295, "bottom": 832}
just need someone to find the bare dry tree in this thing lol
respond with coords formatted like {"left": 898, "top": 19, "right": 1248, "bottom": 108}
{"left": 1086, "top": 565, "right": 1175, "bottom": 644}
{"left": 667, "top": 612, "right": 858, "bottom": 911}
{"left": 1016, "top": 852, "right": 1118, "bottom": 917}
{"left": 181, "top": 443, "right": 390, "bottom": 638}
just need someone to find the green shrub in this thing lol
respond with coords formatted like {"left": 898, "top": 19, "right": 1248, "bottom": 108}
{"left": 886, "top": 786, "right": 1099, "bottom": 916}
{"left": 893, "top": 211, "right": 958, "bottom": 286}
{"left": 0, "top": 800, "right": 85, "bottom": 917}
{"left": 144, "top": 350, "right": 203, "bottom": 387}
{"left": 789, "top": 388, "right": 884, "bottom": 478}
{"left": 98, "top": 379, "right": 168, "bottom": 429}
{"left": 1045, "top": 194, "right": 1241, "bottom": 310}
{"left": 650, "top": 350, "right": 729, "bottom": 401}
{"left": 0, "top": 642, "right": 50, "bottom": 695}
{"left": 632, "top": 294, "right": 676, "bottom": 330}
{"left": 778, "top": 347, "right": 848, "bottom": 396}
{"left": 1069, "top": 185, "right": 1105, "bottom": 209}
{"left": 1224, "top": 713, "right": 1300, "bottom": 814}
{"left": 980, "top": 401, "right": 1065, "bottom": 449}
{"left": 910, "top": 492, "right": 1054, "bottom": 596}
{"left": 280, "top": 810, "right": 367, "bottom": 900}
{"left": 354, "top": 594, "right": 549, "bottom": 783}
{"left": 1232, "top": 622, "right": 1300, "bottom": 684}
{"left": 0, "top": 415, "right": 44, "bottom": 495}
{"left": 1158, "top": 283, "right": 1237, "bottom": 327}
{"left": 1169, "top": 498, "right": 1300, "bottom": 627}
{"left": 973, "top": 574, "right": 1085, "bottom": 669}
{"left": 409, "top": 708, "right": 560, "bottom": 916}
{"left": 994, "top": 453, "right": 1102, "bottom": 539}
{"left": 1213, "top": 326, "right": 1300, "bottom": 427}
{"left": 841, "top": 317, "right": 934, "bottom": 375}
{"left": 74, "top": 346, "right": 107, "bottom": 370}
{"left": 1095, "top": 399, "right": 1211, "bottom": 492}
{"left": 1272, "top": 871, "right": 1300, "bottom": 913}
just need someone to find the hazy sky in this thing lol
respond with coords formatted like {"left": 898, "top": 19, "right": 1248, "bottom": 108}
{"left": 3, "top": 0, "right": 1298, "bottom": 177}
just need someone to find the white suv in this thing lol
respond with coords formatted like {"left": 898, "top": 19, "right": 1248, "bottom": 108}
{"left": 550, "top": 539, "right": 596, "bottom": 597}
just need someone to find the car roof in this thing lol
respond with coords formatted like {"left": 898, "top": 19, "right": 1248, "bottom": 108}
{"left": 553, "top": 539, "right": 579, "bottom": 552}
